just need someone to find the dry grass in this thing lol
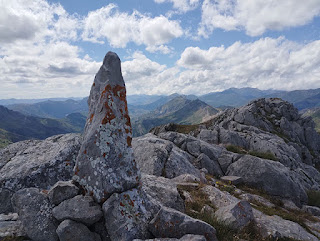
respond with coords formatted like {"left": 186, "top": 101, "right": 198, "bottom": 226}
{"left": 177, "top": 184, "right": 280, "bottom": 241}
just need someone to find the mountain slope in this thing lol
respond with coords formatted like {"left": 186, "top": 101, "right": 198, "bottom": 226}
{"left": 7, "top": 98, "right": 88, "bottom": 119}
{"left": 132, "top": 96, "right": 219, "bottom": 137}
{"left": 0, "top": 105, "right": 86, "bottom": 147}
{"left": 199, "top": 87, "right": 280, "bottom": 107}
{"left": 302, "top": 107, "right": 320, "bottom": 132}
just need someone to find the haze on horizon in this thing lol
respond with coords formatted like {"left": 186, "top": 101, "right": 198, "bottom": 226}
{"left": 1, "top": 0, "right": 320, "bottom": 99}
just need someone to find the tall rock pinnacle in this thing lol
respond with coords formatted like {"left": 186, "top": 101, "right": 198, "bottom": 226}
{"left": 74, "top": 52, "right": 140, "bottom": 203}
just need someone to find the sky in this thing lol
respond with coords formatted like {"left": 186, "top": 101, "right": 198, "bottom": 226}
{"left": 1, "top": 0, "right": 320, "bottom": 99}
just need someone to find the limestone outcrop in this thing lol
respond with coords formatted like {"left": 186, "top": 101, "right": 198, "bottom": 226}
{"left": 0, "top": 133, "right": 81, "bottom": 214}
{"left": 73, "top": 52, "right": 140, "bottom": 203}
{"left": 2, "top": 53, "right": 320, "bottom": 241}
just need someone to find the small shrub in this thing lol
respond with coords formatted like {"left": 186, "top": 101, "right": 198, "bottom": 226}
{"left": 307, "top": 190, "right": 320, "bottom": 208}
{"left": 175, "top": 124, "right": 199, "bottom": 134}
{"left": 248, "top": 150, "right": 278, "bottom": 161}
{"left": 215, "top": 181, "right": 235, "bottom": 194}
{"left": 1, "top": 237, "right": 28, "bottom": 241}
{"left": 226, "top": 145, "right": 246, "bottom": 154}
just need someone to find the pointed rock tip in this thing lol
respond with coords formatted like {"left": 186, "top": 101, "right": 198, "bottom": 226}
{"left": 103, "top": 51, "right": 120, "bottom": 67}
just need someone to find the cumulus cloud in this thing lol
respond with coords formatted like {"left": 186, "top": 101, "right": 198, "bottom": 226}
{"left": 199, "top": 0, "right": 320, "bottom": 37}
{"left": 0, "top": 0, "right": 99, "bottom": 99}
{"left": 121, "top": 52, "right": 180, "bottom": 95}
{"left": 177, "top": 37, "right": 320, "bottom": 92}
{"left": 154, "top": 0, "right": 201, "bottom": 12}
{"left": 121, "top": 38, "right": 320, "bottom": 96}
{"left": 0, "top": 0, "right": 80, "bottom": 43}
{"left": 82, "top": 4, "right": 183, "bottom": 53}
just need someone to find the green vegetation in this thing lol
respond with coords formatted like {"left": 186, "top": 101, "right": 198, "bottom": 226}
{"left": 238, "top": 185, "right": 317, "bottom": 237}
{"left": 0, "top": 138, "right": 12, "bottom": 149}
{"left": 301, "top": 107, "right": 320, "bottom": 132}
{"left": 1, "top": 237, "right": 28, "bottom": 241}
{"left": 253, "top": 203, "right": 316, "bottom": 236}
{"left": 248, "top": 150, "right": 278, "bottom": 161}
{"left": 226, "top": 145, "right": 278, "bottom": 161}
{"left": 131, "top": 97, "right": 218, "bottom": 137}
{"left": 0, "top": 106, "right": 86, "bottom": 145}
{"left": 226, "top": 145, "right": 246, "bottom": 154}
{"left": 177, "top": 184, "right": 272, "bottom": 241}
{"left": 174, "top": 124, "right": 199, "bottom": 134}
{"left": 307, "top": 190, "right": 320, "bottom": 208}
{"left": 215, "top": 180, "right": 236, "bottom": 194}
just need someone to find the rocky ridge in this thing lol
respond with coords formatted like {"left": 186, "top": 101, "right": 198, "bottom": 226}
{"left": 0, "top": 52, "right": 320, "bottom": 241}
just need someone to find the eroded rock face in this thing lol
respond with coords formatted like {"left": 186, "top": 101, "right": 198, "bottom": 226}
{"left": 0, "top": 134, "right": 81, "bottom": 206}
{"left": 149, "top": 206, "right": 217, "bottom": 241}
{"left": 102, "top": 188, "right": 160, "bottom": 241}
{"left": 48, "top": 180, "right": 79, "bottom": 206}
{"left": 56, "top": 219, "right": 101, "bottom": 241}
{"left": 141, "top": 174, "right": 185, "bottom": 212}
{"left": 74, "top": 52, "right": 140, "bottom": 202}
{"left": 52, "top": 195, "right": 103, "bottom": 226}
{"left": 226, "top": 155, "right": 307, "bottom": 205}
{"left": 11, "top": 188, "right": 58, "bottom": 241}
{"left": 214, "top": 200, "right": 254, "bottom": 230}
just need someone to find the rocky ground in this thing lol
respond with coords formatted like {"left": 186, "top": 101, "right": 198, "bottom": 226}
{"left": 1, "top": 52, "right": 320, "bottom": 241}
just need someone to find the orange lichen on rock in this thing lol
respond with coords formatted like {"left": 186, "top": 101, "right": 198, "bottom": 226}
{"left": 102, "top": 101, "right": 116, "bottom": 124}
{"left": 127, "top": 136, "right": 132, "bottom": 147}
{"left": 89, "top": 113, "right": 94, "bottom": 123}
{"left": 112, "top": 85, "right": 126, "bottom": 101}
{"left": 101, "top": 85, "right": 112, "bottom": 99}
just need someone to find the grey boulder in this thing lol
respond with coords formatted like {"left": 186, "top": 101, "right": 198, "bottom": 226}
{"left": 56, "top": 219, "right": 101, "bottom": 241}
{"left": 253, "top": 209, "right": 318, "bottom": 240}
{"left": 0, "top": 134, "right": 81, "bottom": 192}
{"left": 48, "top": 180, "right": 79, "bottom": 205}
{"left": 133, "top": 134, "right": 200, "bottom": 179}
{"left": 102, "top": 187, "right": 160, "bottom": 241}
{"left": 133, "top": 234, "right": 206, "bottom": 241}
{"left": 0, "top": 188, "right": 13, "bottom": 214}
{"left": 194, "top": 153, "right": 223, "bottom": 177}
{"left": 149, "top": 206, "right": 217, "bottom": 241}
{"left": 141, "top": 174, "right": 185, "bottom": 212}
{"left": 214, "top": 200, "right": 254, "bottom": 229}
{"left": 52, "top": 195, "right": 103, "bottom": 226}
{"left": 0, "top": 213, "right": 25, "bottom": 238}
{"left": 11, "top": 188, "right": 58, "bottom": 241}
{"left": 302, "top": 205, "right": 320, "bottom": 217}
{"left": 226, "top": 155, "right": 307, "bottom": 205}
{"left": 133, "top": 134, "right": 173, "bottom": 176}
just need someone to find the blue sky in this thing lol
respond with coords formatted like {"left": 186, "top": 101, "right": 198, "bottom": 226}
{"left": 1, "top": 0, "right": 320, "bottom": 98}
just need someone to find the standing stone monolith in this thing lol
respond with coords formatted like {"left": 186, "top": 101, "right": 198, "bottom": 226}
{"left": 73, "top": 52, "right": 140, "bottom": 203}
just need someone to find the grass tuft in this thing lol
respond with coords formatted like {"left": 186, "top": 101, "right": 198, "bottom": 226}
{"left": 226, "top": 145, "right": 246, "bottom": 154}
{"left": 1, "top": 237, "right": 29, "bottom": 241}
{"left": 248, "top": 150, "right": 278, "bottom": 161}
{"left": 307, "top": 190, "right": 320, "bottom": 208}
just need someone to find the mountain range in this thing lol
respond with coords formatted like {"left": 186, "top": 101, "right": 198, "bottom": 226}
{"left": 0, "top": 105, "right": 86, "bottom": 148}
{"left": 1, "top": 87, "right": 320, "bottom": 148}
{"left": 132, "top": 96, "right": 219, "bottom": 136}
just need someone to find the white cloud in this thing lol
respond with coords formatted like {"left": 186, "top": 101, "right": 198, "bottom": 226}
{"left": 82, "top": 4, "right": 183, "bottom": 53}
{"left": 0, "top": 0, "right": 98, "bottom": 99}
{"left": 0, "top": 40, "right": 100, "bottom": 98}
{"left": 122, "top": 52, "right": 181, "bottom": 95}
{"left": 177, "top": 37, "right": 320, "bottom": 93}
{"left": 121, "top": 38, "right": 320, "bottom": 96}
{"left": 199, "top": 0, "right": 320, "bottom": 37}
{"left": 154, "top": 0, "right": 201, "bottom": 12}
{"left": 0, "top": 0, "right": 80, "bottom": 43}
